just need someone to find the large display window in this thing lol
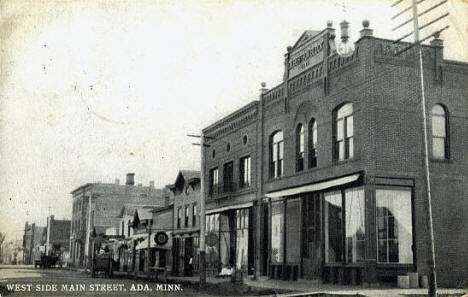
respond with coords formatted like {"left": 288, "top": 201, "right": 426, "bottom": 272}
{"left": 271, "top": 202, "right": 284, "bottom": 264}
{"left": 376, "top": 189, "right": 413, "bottom": 264}
{"left": 325, "top": 188, "right": 365, "bottom": 264}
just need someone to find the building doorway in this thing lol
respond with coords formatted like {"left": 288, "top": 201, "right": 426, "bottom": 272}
{"left": 184, "top": 237, "right": 193, "bottom": 276}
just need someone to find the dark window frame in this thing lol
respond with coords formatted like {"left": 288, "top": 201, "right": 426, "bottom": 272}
{"left": 270, "top": 130, "right": 284, "bottom": 178}
{"left": 333, "top": 103, "right": 354, "bottom": 162}
{"left": 431, "top": 104, "right": 450, "bottom": 159}
{"left": 309, "top": 118, "right": 317, "bottom": 168}
{"left": 296, "top": 124, "right": 305, "bottom": 172}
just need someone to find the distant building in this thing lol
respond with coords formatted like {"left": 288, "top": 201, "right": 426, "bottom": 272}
{"left": 168, "top": 170, "right": 201, "bottom": 276}
{"left": 45, "top": 215, "right": 70, "bottom": 257}
{"left": 22, "top": 222, "right": 46, "bottom": 264}
{"left": 69, "top": 173, "right": 165, "bottom": 268}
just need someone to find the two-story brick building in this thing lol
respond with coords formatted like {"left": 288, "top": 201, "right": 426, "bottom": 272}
{"left": 45, "top": 215, "right": 71, "bottom": 257}
{"left": 69, "top": 173, "right": 165, "bottom": 268}
{"left": 201, "top": 21, "right": 468, "bottom": 287}
{"left": 22, "top": 222, "right": 46, "bottom": 264}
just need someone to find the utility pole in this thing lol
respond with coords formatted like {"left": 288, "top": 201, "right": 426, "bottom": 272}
{"left": 188, "top": 133, "right": 211, "bottom": 287}
{"left": 392, "top": 1, "right": 449, "bottom": 296}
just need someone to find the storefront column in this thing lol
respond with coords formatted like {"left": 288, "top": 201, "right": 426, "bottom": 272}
{"left": 363, "top": 185, "right": 377, "bottom": 285}
{"left": 267, "top": 198, "right": 272, "bottom": 277}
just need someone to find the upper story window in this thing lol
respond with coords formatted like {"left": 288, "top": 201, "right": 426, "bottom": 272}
{"left": 333, "top": 103, "right": 353, "bottom": 161}
{"left": 240, "top": 155, "right": 251, "bottom": 188}
{"left": 177, "top": 207, "right": 182, "bottom": 229}
{"left": 209, "top": 167, "right": 218, "bottom": 196}
{"left": 192, "top": 203, "right": 197, "bottom": 227}
{"left": 127, "top": 220, "right": 131, "bottom": 237}
{"left": 431, "top": 104, "right": 450, "bottom": 159}
{"left": 223, "top": 161, "right": 234, "bottom": 193}
{"left": 296, "top": 124, "right": 305, "bottom": 171}
{"left": 309, "top": 119, "right": 317, "bottom": 168}
{"left": 185, "top": 206, "right": 189, "bottom": 227}
{"left": 270, "top": 131, "right": 284, "bottom": 178}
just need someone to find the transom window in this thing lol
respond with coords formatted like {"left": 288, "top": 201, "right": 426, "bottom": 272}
{"left": 333, "top": 103, "right": 354, "bottom": 161}
{"left": 296, "top": 124, "right": 305, "bottom": 171}
{"left": 270, "top": 131, "right": 284, "bottom": 178}
{"left": 309, "top": 119, "right": 317, "bottom": 168}
{"left": 431, "top": 104, "right": 449, "bottom": 159}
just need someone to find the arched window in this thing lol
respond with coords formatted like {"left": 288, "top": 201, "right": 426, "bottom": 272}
{"left": 270, "top": 131, "right": 284, "bottom": 178}
{"left": 431, "top": 104, "right": 449, "bottom": 159}
{"left": 333, "top": 103, "right": 353, "bottom": 161}
{"left": 296, "top": 124, "right": 305, "bottom": 171}
{"left": 309, "top": 119, "right": 317, "bottom": 168}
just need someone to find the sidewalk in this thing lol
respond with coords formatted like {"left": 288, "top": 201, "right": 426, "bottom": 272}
{"left": 165, "top": 274, "right": 467, "bottom": 297}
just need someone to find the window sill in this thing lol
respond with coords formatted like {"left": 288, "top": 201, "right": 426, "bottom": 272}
{"left": 430, "top": 157, "right": 453, "bottom": 164}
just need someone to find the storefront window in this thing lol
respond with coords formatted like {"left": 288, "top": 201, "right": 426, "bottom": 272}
{"left": 325, "top": 191, "right": 343, "bottom": 263}
{"left": 345, "top": 188, "right": 365, "bottom": 263}
{"left": 219, "top": 213, "right": 235, "bottom": 267}
{"left": 286, "top": 199, "right": 301, "bottom": 263}
{"left": 376, "top": 189, "right": 413, "bottom": 264}
{"left": 236, "top": 209, "right": 249, "bottom": 270}
{"left": 271, "top": 202, "right": 284, "bottom": 264}
{"left": 205, "top": 214, "right": 220, "bottom": 271}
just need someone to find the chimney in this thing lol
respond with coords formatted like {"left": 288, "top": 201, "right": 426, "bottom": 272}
{"left": 126, "top": 173, "right": 135, "bottom": 186}
{"left": 360, "top": 20, "right": 373, "bottom": 38}
{"left": 115, "top": 179, "right": 120, "bottom": 185}
{"left": 149, "top": 181, "right": 155, "bottom": 189}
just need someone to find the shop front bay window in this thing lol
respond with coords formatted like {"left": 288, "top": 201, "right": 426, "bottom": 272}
{"left": 325, "top": 188, "right": 365, "bottom": 264}
{"left": 271, "top": 202, "right": 285, "bottom": 264}
{"left": 376, "top": 189, "right": 413, "bottom": 264}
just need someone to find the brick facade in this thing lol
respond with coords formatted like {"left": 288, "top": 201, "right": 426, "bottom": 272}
{"left": 201, "top": 22, "right": 468, "bottom": 287}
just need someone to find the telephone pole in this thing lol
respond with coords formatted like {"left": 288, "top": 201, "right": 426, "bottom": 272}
{"left": 188, "top": 132, "right": 211, "bottom": 287}
{"left": 392, "top": 1, "right": 450, "bottom": 296}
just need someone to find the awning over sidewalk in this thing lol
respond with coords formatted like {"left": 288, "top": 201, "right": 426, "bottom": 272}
{"left": 264, "top": 173, "right": 361, "bottom": 199}
{"left": 205, "top": 202, "right": 253, "bottom": 215}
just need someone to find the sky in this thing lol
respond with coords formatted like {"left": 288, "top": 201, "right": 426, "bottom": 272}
{"left": 1, "top": 0, "right": 467, "bottom": 241}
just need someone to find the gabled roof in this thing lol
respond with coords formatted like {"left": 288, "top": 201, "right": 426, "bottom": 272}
{"left": 173, "top": 170, "right": 200, "bottom": 190}
{"left": 118, "top": 204, "right": 159, "bottom": 218}
{"left": 134, "top": 206, "right": 155, "bottom": 221}
{"left": 291, "top": 30, "right": 321, "bottom": 51}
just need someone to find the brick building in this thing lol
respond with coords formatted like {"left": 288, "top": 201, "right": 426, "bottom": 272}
{"left": 69, "top": 173, "right": 165, "bottom": 268}
{"left": 169, "top": 170, "right": 201, "bottom": 276}
{"left": 45, "top": 215, "right": 70, "bottom": 257}
{"left": 201, "top": 21, "right": 468, "bottom": 286}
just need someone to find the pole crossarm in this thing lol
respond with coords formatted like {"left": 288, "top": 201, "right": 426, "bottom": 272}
{"left": 392, "top": 0, "right": 426, "bottom": 19}
{"left": 394, "top": 25, "right": 449, "bottom": 56}
{"left": 393, "top": 12, "right": 448, "bottom": 43}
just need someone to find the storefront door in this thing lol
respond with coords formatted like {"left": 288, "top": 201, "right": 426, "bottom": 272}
{"left": 184, "top": 237, "right": 193, "bottom": 276}
{"left": 302, "top": 193, "right": 321, "bottom": 279}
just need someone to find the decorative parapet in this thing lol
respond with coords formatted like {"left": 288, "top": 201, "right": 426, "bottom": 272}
{"left": 262, "top": 84, "right": 285, "bottom": 107}
{"left": 328, "top": 46, "right": 360, "bottom": 74}
{"left": 373, "top": 38, "right": 435, "bottom": 63}
{"left": 203, "top": 101, "right": 258, "bottom": 139}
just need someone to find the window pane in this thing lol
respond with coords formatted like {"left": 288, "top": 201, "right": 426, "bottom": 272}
{"left": 271, "top": 202, "right": 284, "bottom": 264}
{"left": 345, "top": 188, "right": 365, "bottom": 263}
{"left": 339, "top": 141, "right": 345, "bottom": 161}
{"left": 431, "top": 104, "right": 445, "bottom": 116}
{"left": 348, "top": 137, "right": 354, "bottom": 159}
{"left": 433, "top": 138, "right": 445, "bottom": 158}
{"left": 272, "top": 144, "right": 278, "bottom": 161}
{"left": 325, "top": 191, "right": 342, "bottom": 263}
{"left": 376, "top": 189, "right": 413, "bottom": 264}
{"left": 337, "top": 119, "right": 344, "bottom": 141}
{"left": 432, "top": 115, "right": 446, "bottom": 137}
{"left": 279, "top": 141, "right": 284, "bottom": 160}
{"left": 337, "top": 103, "right": 353, "bottom": 118}
{"left": 346, "top": 116, "right": 354, "bottom": 137}
{"left": 312, "top": 123, "right": 317, "bottom": 146}
{"left": 286, "top": 199, "right": 301, "bottom": 263}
